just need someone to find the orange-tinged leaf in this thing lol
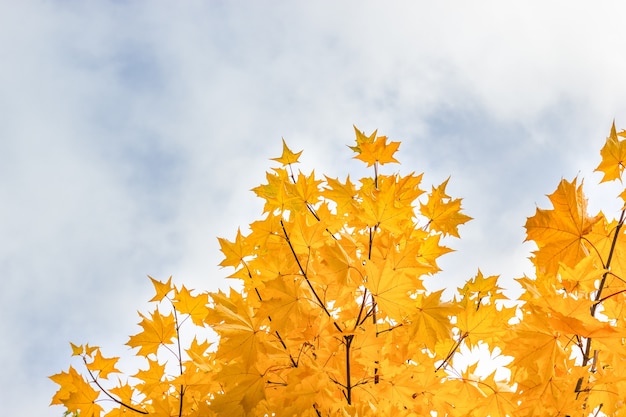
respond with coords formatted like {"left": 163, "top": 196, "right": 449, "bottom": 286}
{"left": 271, "top": 138, "right": 302, "bottom": 166}
{"left": 284, "top": 210, "right": 329, "bottom": 252}
{"left": 595, "top": 121, "right": 626, "bottom": 183}
{"left": 525, "top": 178, "right": 601, "bottom": 274}
{"left": 461, "top": 269, "right": 500, "bottom": 296}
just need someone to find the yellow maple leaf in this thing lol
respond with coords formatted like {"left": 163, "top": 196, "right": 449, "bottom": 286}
{"left": 70, "top": 342, "right": 84, "bottom": 357}
{"left": 322, "top": 175, "right": 358, "bottom": 216}
{"left": 210, "top": 363, "right": 266, "bottom": 416}
{"left": 173, "top": 285, "right": 209, "bottom": 326}
{"left": 132, "top": 357, "right": 168, "bottom": 396}
{"left": 50, "top": 367, "right": 78, "bottom": 405}
{"left": 251, "top": 168, "right": 298, "bottom": 213}
{"left": 420, "top": 178, "right": 472, "bottom": 237}
{"left": 148, "top": 275, "right": 173, "bottom": 302}
{"left": 410, "top": 290, "right": 458, "bottom": 350}
{"left": 558, "top": 254, "right": 605, "bottom": 294}
{"left": 50, "top": 366, "right": 103, "bottom": 417}
{"left": 271, "top": 138, "right": 302, "bottom": 166}
{"left": 456, "top": 300, "right": 511, "bottom": 345}
{"left": 256, "top": 275, "right": 317, "bottom": 333}
{"left": 185, "top": 337, "right": 212, "bottom": 365}
{"left": 357, "top": 174, "right": 414, "bottom": 234}
{"left": 86, "top": 348, "right": 120, "bottom": 379}
{"left": 595, "top": 121, "right": 626, "bottom": 183}
{"left": 387, "top": 230, "right": 442, "bottom": 279}
{"left": 348, "top": 125, "right": 377, "bottom": 153}
{"left": 207, "top": 289, "right": 281, "bottom": 369}
{"left": 364, "top": 256, "right": 420, "bottom": 319}
{"left": 468, "top": 371, "right": 517, "bottom": 417}
{"left": 525, "top": 178, "right": 601, "bottom": 275}
{"left": 105, "top": 383, "right": 143, "bottom": 417}
{"left": 291, "top": 170, "right": 322, "bottom": 207}
{"left": 354, "top": 135, "right": 401, "bottom": 167}
{"left": 459, "top": 270, "right": 507, "bottom": 307}
{"left": 218, "top": 229, "right": 250, "bottom": 271}
{"left": 126, "top": 309, "right": 176, "bottom": 357}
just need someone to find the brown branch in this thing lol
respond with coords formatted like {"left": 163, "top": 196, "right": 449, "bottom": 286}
{"left": 374, "top": 161, "right": 379, "bottom": 189}
{"left": 592, "top": 208, "right": 626, "bottom": 316}
{"left": 83, "top": 357, "right": 148, "bottom": 415}
{"left": 376, "top": 323, "right": 403, "bottom": 336}
{"left": 344, "top": 335, "right": 354, "bottom": 405}
{"left": 581, "top": 208, "right": 626, "bottom": 370}
{"left": 245, "top": 261, "right": 298, "bottom": 367}
{"left": 436, "top": 332, "right": 468, "bottom": 372}
{"left": 280, "top": 219, "right": 343, "bottom": 333}
{"left": 354, "top": 288, "right": 369, "bottom": 330}
{"left": 171, "top": 306, "right": 185, "bottom": 417}
{"left": 576, "top": 208, "right": 626, "bottom": 404}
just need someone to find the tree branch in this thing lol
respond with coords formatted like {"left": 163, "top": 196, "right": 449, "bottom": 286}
{"left": 280, "top": 219, "right": 343, "bottom": 333}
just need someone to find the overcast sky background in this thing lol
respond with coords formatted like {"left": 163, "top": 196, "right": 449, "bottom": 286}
{"left": 3, "top": 2, "right": 626, "bottom": 415}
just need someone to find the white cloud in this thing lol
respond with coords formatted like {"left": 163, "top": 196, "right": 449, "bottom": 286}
{"left": 2, "top": 2, "right": 626, "bottom": 415}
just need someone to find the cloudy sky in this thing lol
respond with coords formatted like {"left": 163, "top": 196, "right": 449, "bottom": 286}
{"left": 3, "top": 1, "right": 626, "bottom": 415}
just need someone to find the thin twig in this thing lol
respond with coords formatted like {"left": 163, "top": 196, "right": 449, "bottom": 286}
{"left": 280, "top": 219, "right": 343, "bottom": 333}
{"left": 171, "top": 305, "right": 185, "bottom": 417}
{"left": 83, "top": 357, "right": 148, "bottom": 415}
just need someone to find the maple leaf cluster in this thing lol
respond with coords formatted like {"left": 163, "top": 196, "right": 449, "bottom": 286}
{"left": 51, "top": 122, "right": 626, "bottom": 416}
